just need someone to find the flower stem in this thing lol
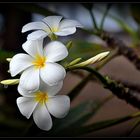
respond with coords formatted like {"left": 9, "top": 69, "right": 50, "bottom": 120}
{"left": 49, "top": 33, "right": 58, "bottom": 41}
{"left": 100, "top": 4, "right": 112, "bottom": 31}
{"left": 89, "top": 9, "right": 98, "bottom": 31}
{"left": 67, "top": 49, "right": 118, "bottom": 102}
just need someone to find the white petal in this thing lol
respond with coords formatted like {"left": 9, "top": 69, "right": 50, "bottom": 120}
{"left": 18, "top": 84, "right": 36, "bottom": 97}
{"left": 33, "top": 104, "right": 52, "bottom": 131}
{"left": 19, "top": 67, "right": 40, "bottom": 92}
{"left": 10, "top": 53, "right": 33, "bottom": 77}
{"left": 44, "top": 41, "right": 68, "bottom": 62}
{"left": 27, "top": 30, "right": 47, "bottom": 40}
{"left": 40, "top": 80, "right": 63, "bottom": 96}
{"left": 22, "top": 39, "right": 44, "bottom": 58}
{"left": 59, "top": 19, "right": 83, "bottom": 29}
{"left": 40, "top": 62, "right": 66, "bottom": 86}
{"left": 55, "top": 27, "right": 76, "bottom": 36}
{"left": 47, "top": 95, "right": 70, "bottom": 118}
{"left": 22, "top": 22, "right": 49, "bottom": 33}
{"left": 17, "top": 97, "right": 38, "bottom": 119}
{"left": 42, "top": 16, "right": 62, "bottom": 32}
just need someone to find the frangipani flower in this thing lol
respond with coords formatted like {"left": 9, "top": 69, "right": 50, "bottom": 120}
{"left": 10, "top": 39, "right": 68, "bottom": 92}
{"left": 17, "top": 80, "right": 70, "bottom": 131}
{"left": 22, "top": 16, "right": 83, "bottom": 40}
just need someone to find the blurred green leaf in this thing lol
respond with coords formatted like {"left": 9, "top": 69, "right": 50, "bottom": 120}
{"left": 38, "top": 95, "right": 113, "bottom": 136}
{"left": 0, "top": 114, "right": 28, "bottom": 136}
{"left": 45, "top": 100, "right": 96, "bottom": 136}
{"left": 130, "top": 4, "right": 140, "bottom": 25}
{"left": 37, "top": 100, "right": 98, "bottom": 136}
{"left": 66, "top": 40, "right": 107, "bottom": 62}
{"left": 100, "top": 4, "right": 112, "bottom": 31}
{"left": 124, "top": 118, "right": 140, "bottom": 136}
{"left": 0, "top": 49, "right": 14, "bottom": 62}
{"left": 95, "top": 6, "right": 139, "bottom": 41}
{"left": 0, "top": 115, "right": 28, "bottom": 129}
{"left": 67, "top": 111, "right": 140, "bottom": 136}
{"left": 108, "top": 15, "right": 138, "bottom": 39}
{"left": 68, "top": 74, "right": 91, "bottom": 101}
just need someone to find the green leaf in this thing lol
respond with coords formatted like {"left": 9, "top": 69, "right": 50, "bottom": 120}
{"left": 68, "top": 74, "right": 91, "bottom": 101}
{"left": 66, "top": 40, "right": 107, "bottom": 62}
{"left": 67, "top": 111, "right": 140, "bottom": 136}
{"left": 0, "top": 115, "right": 28, "bottom": 129}
{"left": 124, "top": 118, "right": 140, "bottom": 136}
{"left": 48, "top": 100, "right": 96, "bottom": 135}
{"left": 95, "top": 6, "right": 138, "bottom": 40}
{"left": 112, "top": 17, "right": 138, "bottom": 39}
{"left": 130, "top": 4, "right": 140, "bottom": 25}
{"left": 38, "top": 95, "right": 113, "bottom": 137}
{"left": 37, "top": 100, "right": 99, "bottom": 136}
{"left": 0, "top": 49, "right": 14, "bottom": 62}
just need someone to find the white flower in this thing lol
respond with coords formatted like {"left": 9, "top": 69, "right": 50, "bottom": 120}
{"left": 22, "top": 16, "right": 83, "bottom": 40}
{"left": 10, "top": 39, "right": 68, "bottom": 92}
{"left": 17, "top": 80, "right": 70, "bottom": 131}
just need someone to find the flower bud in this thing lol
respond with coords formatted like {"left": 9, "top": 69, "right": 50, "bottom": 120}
{"left": 0, "top": 79, "right": 19, "bottom": 85}
{"left": 6, "top": 58, "right": 12, "bottom": 62}
{"left": 68, "top": 58, "right": 82, "bottom": 66}
{"left": 68, "top": 51, "right": 110, "bottom": 69}
{"left": 66, "top": 41, "right": 72, "bottom": 50}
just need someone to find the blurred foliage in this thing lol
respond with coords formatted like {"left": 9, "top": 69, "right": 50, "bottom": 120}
{"left": 125, "top": 118, "right": 140, "bottom": 136}
{"left": 0, "top": 49, "right": 14, "bottom": 62}
{"left": 130, "top": 4, "right": 140, "bottom": 25}
{"left": 27, "top": 96, "right": 140, "bottom": 137}
{"left": 94, "top": 4, "right": 140, "bottom": 46}
{"left": 67, "top": 40, "right": 108, "bottom": 61}
{"left": 68, "top": 112, "right": 140, "bottom": 136}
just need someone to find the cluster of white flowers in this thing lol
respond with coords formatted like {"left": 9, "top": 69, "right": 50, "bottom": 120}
{"left": 9, "top": 16, "right": 83, "bottom": 131}
{"left": 1, "top": 15, "right": 110, "bottom": 131}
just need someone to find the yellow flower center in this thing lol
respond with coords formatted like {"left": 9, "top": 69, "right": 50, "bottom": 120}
{"left": 35, "top": 91, "right": 49, "bottom": 105}
{"left": 33, "top": 55, "right": 46, "bottom": 69}
{"left": 51, "top": 26, "right": 59, "bottom": 32}
{"left": 45, "top": 26, "right": 58, "bottom": 33}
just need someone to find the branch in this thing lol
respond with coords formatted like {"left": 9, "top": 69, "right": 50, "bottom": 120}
{"left": 111, "top": 78, "right": 140, "bottom": 93}
{"left": 70, "top": 48, "right": 118, "bottom": 82}
{"left": 97, "top": 31, "right": 140, "bottom": 70}
{"left": 67, "top": 66, "right": 140, "bottom": 109}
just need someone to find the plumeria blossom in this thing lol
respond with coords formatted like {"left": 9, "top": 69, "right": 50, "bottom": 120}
{"left": 22, "top": 16, "right": 83, "bottom": 40}
{"left": 10, "top": 39, "right": 68, "bottom": 92}
{"left": 17, "top": 80, "right": 70, "bottom": 131}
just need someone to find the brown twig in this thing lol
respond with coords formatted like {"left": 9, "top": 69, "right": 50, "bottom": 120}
{"left": 112, "top": 78, "right": 140, "bottom": 93}
{"left": 68, "top": 66, "right": 140, "bottom": 109}
{"left": 98, "top": 31, "right": 140, "bottom": 70}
